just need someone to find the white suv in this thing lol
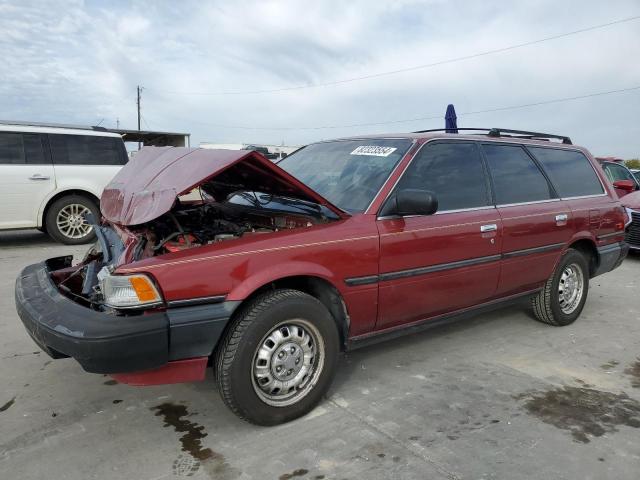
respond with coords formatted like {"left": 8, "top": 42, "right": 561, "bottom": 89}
{"left": 0, "top": 123, "right": 127, "bottom": 244}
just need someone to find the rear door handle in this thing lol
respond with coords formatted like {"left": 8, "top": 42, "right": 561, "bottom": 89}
{"left": 555, "top": 214, "right": 568, "bottom": 223}
{"left": 480, "top": 224, "right": 497, "bottom": 233}
{"left": 28, "top": 174, "right": 50, "bottom": 181}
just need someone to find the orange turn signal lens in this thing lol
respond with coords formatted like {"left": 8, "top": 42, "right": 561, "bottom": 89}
{"left": 129, "top": 276, "right": 161, "bottom": 302}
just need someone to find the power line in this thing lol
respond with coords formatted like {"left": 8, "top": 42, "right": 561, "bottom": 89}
{"left": 150, "top": 15, "right": 640, "bottom": 97}
{"left": 161, "top": 85, "right": 640, "bottom": 131}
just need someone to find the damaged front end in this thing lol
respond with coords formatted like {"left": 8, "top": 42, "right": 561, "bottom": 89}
{"left": 47, "top": 147, "right": 345, "bottom": 313}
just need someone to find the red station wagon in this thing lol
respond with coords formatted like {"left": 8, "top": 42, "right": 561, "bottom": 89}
{"left": 15, "top": 128, "right": 630, "bottom": 425}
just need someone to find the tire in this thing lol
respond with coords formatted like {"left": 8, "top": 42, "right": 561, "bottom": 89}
{"left": 45, "top": 195, "right": 99, "bottom": 245}
{"left": 216, "top": 289, "right": 340, "bottom": 426}
{"left": 531, "top": 248, "right": 589, "bottom": 326}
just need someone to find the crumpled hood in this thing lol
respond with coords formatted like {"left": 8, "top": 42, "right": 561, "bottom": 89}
{"left": 101, "top": 147, "right": 346, "bottom": 225}
{"left": 621, "top": 190, "right": 640, "bottom": 210}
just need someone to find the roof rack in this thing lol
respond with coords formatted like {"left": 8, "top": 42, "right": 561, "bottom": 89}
{"left": 411, "top": 127, "right": 572, "bottom": 145}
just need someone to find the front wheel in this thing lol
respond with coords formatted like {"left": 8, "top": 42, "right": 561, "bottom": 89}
{"left": 215, "top": 289, "right": 340, "bottom": 425}
{"left": 531, "top": 248, "right": 589, "bottom": 326}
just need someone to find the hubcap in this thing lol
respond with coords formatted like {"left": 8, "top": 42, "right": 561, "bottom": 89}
{"left": 56, "top": 204, "right": 92, "bottom": 239}
{"left": 558, "top": 263, "right": 584, "bottom": 314}
{"left": 252, "top": 320, "right": 324, "bottom": 407}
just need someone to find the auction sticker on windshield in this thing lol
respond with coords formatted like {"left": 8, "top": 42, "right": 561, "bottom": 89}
{"left": 350, "top": 145, "right": 397, "bottom": 157}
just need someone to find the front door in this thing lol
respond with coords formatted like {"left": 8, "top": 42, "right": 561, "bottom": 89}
{"left": 0, "top": 132, "right": 55, "bottom": 229}
{"left": 376, "top": 141, "right": 502, "bottom": 329}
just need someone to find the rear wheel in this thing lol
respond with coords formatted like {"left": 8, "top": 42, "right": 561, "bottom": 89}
{"left": 216, "top": 289, "right": 340, "bottom": 425}
{"left": 45, "top": 195, "right": 99, "bottom": 245}
{"left": 531, "top": 249, "right": 589, "bottom": 326}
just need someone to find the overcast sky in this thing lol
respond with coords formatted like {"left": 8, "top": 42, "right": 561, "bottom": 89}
{"left": 1, "top": 0, "right": 639, "bottom": 157}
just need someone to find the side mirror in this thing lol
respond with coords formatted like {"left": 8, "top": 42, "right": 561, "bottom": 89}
{"left": 380, "top": 189, "right": 438, "bottom": 217}
{"left": 613, "top": 179, "right": 636, "bottom": 192}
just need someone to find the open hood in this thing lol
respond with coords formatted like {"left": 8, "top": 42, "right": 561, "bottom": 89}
{"left": 101, "top": 147, "right": 347, "bottom": 225}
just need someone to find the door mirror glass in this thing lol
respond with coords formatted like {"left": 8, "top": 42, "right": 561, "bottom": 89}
{"left": 381, "top": 189, "right": 438, "bottom": 217}
{"left": 613, "top": 179, "right": 636, "bottom": 192}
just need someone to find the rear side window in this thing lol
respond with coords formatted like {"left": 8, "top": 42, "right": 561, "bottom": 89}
{"left": 528, "top": 147, "right": 603, "bottom": 197}
{"left": 483, "top": 144, "right": 554, "bottom": 205}
{"left": 50, "top": 134, "right": 126, "bottom": 165}
{"left": 396, "top": 142, "right": 491, "bottom": 211}
{"left": 0, "top": 132, "right": 25, "bottom": 164}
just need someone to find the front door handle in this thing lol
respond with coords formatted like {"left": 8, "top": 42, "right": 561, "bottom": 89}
{"left": 28, "top": 174, "right": 50, "bottom": 181}
{"left": 480, "top": 224, "right": 497, "bottom": 233}
{"left": 555, "top": 214, "right": 568, "bottom": 224}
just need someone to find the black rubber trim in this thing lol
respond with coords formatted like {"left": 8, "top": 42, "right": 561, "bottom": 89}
{"left": 167, "top": 301, "right": 240, "bottom": 360}
{"left": 380, "top": 254, "right": 502, "bottom": 281}
{"left": 501, "top": 242, "right": 564, "bottom": 259}
{"left": 345, "top": 243, "right": 563, "bottom": 286}
{"left": 344, "top": 275, "right": 379, "bottom": 286}
{"left": 596, "top": 231, "right": 624, "bottom": 240}
{"left": 348, "top": 288, "right": 540, "bottom": 350}
{"left": 166, "top": 295, "right": 227, "bottom": 307}
{"left": 593, "top": 241, "right": 628, "bottom": 277}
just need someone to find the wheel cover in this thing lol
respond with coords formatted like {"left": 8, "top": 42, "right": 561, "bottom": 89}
{"left": 252, "top": 319, "right": 324, "bottom": 407}
{"left": 56, "top": 204, "right": 93, "bottom": 239}
{"left": 558, "top": 263, "right": 584, "bottom": 314}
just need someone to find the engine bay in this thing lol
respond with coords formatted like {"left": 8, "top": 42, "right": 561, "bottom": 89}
{"left": 137, "top": 190, "right": 334, "bottom": 258}
{"left": 50, "top": 190, "right": 337, "bottom": 311}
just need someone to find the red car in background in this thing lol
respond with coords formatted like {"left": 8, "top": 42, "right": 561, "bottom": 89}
{"left": 16, "top": 128, "right": 629, "bottom": 425}
{"left": 596, "top": 157, "right": 640, "bottom": 198}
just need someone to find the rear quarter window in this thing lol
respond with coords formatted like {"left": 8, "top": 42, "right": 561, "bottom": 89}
{"left": 50, "top": 134, "right": 126, "bottom": 166}
{"left": 528, "top": 147, "right": 603, "bottom": 198}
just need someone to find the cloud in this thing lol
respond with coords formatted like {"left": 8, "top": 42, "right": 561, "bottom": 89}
{"left": 0, "top": 0, "right": 639, "bottom": 157}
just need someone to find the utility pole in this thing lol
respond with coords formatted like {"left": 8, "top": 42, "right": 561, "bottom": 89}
{"left": 136, "top": 85, "right": 144, "bottom": 150}
{"left": 116, "top": 117, "right": 120, "bottom": 129}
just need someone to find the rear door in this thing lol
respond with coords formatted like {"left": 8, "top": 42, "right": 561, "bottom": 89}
{"left": 49, "top": 134, "right": 127, "bottom": 198}
{"left": 0, "top": 131, "right": 55, "bottom": 229}
{"left": 376, "top": 141, "right": 502, "bottom": 329}
{"left": 482, "top": 143, "right": 572, "bottom": 296}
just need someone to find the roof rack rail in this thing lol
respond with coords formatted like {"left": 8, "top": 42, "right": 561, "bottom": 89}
{"left": 487, "top": 128, "right": 572, "bottom": 145}
{"left": 411, "top": 127, "right": 572, "bottom": 145}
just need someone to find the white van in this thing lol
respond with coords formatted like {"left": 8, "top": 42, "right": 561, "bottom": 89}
{"left": 0, "top": 123, "right": 127, "bottom": 244}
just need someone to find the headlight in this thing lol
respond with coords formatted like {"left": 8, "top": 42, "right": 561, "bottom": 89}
{"left": 101, "top": 273, "right": 163, "bottom": 309}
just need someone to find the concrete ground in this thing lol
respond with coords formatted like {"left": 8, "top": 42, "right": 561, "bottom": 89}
{"left": 1, "top": 230, "right": 639, "bottom": 480}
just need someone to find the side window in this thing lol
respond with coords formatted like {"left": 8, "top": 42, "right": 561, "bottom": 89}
{"left": 483, "top": 144, "right": 554, "bottom": 205}
{"left": 0, "top": 132, "right": 25, "bottom": 164}
{"left": 528, "top": 147, "right": 603, "bottom": 198}
{"left": 50, "top": 135, "right": 125, "bottom": 165}
{"left": 23, "top": 133, "right": 48, "bottom": 164}
{"left": 396, "top": 142, "right": 490, "bottom": 211}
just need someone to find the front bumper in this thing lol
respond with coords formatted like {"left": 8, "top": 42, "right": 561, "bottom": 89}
{"left": 593, "top": 241, "right": 629, "bottom": 277}
{"left": 15, "top": 258, "right": 238, "bottom": 374}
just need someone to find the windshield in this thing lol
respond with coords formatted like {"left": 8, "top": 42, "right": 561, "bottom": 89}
{"left": 278, "top": 139, "right": 413, "bottom": 212}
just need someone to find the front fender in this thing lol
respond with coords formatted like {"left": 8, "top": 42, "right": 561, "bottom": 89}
{"left": 225, "top": 261, "right": 341, "bottom": 301}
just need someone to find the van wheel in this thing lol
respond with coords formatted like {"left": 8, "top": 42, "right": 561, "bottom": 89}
{"left": 216, "top": 289, "right": 340, "bottom": 426}
{"left": 45, "top": 195, "right": 99, "bottom": 245}
{"left": 531, "top": 249, "right": 589, "bottom": 326}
